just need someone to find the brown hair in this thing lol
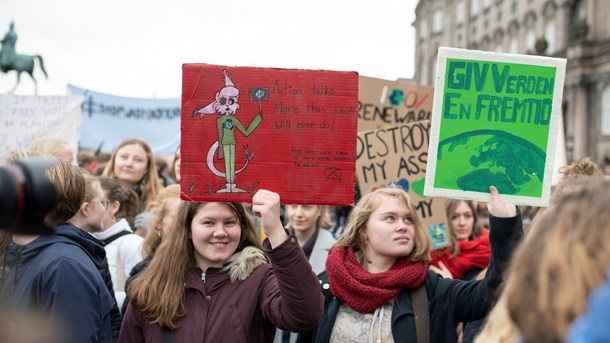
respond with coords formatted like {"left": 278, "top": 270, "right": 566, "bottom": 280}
{"left": 504, "top": 179, "right": 610, "bottom": 342}
{"left": 45, "top": 159, "right": 86, "bottom": 227}
{"left": 333, "top": 187, "right": 430, "bottom": 263}
{"left": 170, "top": 145, "right": 180, "bottom": 183}
{"left": 128, "top": 201, "right": 260, "bottom": 329}
{"left": 551, "top": 157, "right": 605, "bottom": 206}
{"left": 98, "top": 176, "right": 140, "bottom": 222}
{"left": 142, "top": 184, "right": 181, "bottom": 259}
{"left": 102, "top": 138, "right": 161, "bottom": 210}
{"left": 443, "top": 199, "right": 480, "bottom": 257}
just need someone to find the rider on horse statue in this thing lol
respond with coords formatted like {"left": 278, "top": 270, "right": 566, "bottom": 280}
{"left": 1, "top": 21, "right": 47, "bottom": 93}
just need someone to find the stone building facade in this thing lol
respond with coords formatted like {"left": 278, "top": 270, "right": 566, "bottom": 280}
{"left": 413, "top": 0, "right": 610, "bottom": 164}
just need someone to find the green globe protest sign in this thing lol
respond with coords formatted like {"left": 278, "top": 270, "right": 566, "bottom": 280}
{"left": 424, "top": 47, "right": 566, "bottom": 207}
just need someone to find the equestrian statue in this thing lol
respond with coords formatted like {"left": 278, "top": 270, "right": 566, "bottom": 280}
{"left": 1, "top": 21, "right": 48, "bottom": 93}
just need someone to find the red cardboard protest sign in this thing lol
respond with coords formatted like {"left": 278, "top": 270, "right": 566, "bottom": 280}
{"left": 181, "top": 64, "right": 358, "bottom": 205}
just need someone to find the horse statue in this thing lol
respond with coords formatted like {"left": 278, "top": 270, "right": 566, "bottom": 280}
{"left": 1, "top": 21, "right": 48, "bottom": 94}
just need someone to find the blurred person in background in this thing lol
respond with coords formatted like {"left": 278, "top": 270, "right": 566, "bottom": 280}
{"left": 0, "top": 158, "right": 114, "bottom": 342}
{"left": 28, "top": 137, "right": 74, "bottom": 163}
{"left": 275, "top": 204, "right": 335, "bottom": 342}
{"left": 92, "top": 177, "right": 143, "bottom": 312}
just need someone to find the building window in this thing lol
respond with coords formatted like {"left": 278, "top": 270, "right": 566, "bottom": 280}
{"left": 545, "top": 20, "right": 556, "bottom": 54}
{"left": 497, "top": 11, "right": 502, "bottom": 21}
{"left": 526, "top": 30, "right": 536, "bottom": 52}
{"left": 510, "top": 37, "right": 519, "bottom": 54}
{"left": 602, "top": 86, "right": 610, "bottom": 135}
{"left": 420, "top": 19, "right": 428, "bottom": 39}
{"left": 483, "top": 0, "right": 492, "bottom": 9}
{"left": 511, "top": 1, "right": 518, "bottom": 14}
{"left": 471, "top": 0, "right": 480, "bottom": 16}
{"left": 456, "top": 0, "right": 465, "bottom": 24}
{"left": 472, "top": 26, "right": 477, "bottom": 36}
{"left": 433, "top": 8, "right": 444, "bottom": 33}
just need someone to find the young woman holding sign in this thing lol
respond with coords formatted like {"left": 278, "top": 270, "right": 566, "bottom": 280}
{"left": 119, "top": 190, "right": 323, "bottom": 342}
{"left": 298, "top": 186, "right": 523, "bottom": 343}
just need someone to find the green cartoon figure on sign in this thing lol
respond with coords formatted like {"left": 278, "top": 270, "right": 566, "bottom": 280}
{"left": 193, "top": 69, "right": 262, "bottom": 193}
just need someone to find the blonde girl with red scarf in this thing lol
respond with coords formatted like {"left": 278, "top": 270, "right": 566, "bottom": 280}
{"left": 430, "top": 200, "right": 491, "bottom": 281}
{"left": 299, "top": 186, "right": 523, "bottom": 343}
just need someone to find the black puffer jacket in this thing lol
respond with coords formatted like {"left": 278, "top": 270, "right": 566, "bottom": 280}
{"left": 299, "top": 213, "right": 523, "bottom": 343}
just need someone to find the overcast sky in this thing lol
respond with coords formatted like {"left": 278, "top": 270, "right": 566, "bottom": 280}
{"left": 1, "top": 0, "right": 417, "bottom": 98}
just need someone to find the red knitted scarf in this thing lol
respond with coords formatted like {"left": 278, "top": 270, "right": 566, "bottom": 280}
{"left": 430, "top": 229, "right": 491, "bottom": 280}
{"left": 325, "top": 246, "right": 428, "bottom": 314}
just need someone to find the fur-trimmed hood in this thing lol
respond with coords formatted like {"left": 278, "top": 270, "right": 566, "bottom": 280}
{"left": 222, "top": 246, "right": 268, "bottom": 282}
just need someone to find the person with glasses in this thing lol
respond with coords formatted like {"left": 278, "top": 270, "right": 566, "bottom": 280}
{"left": 1, "top": 158, "right": 115, "bottom": 343}
{"left": 92, "top": 176, "right": 144, "bottom": 313}
{"left": 68, "top": 173, "right": 124, "bottom": 341}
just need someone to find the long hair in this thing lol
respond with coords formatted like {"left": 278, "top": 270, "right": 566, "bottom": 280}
{"left": 102, "top": 138, "right": 161, "bottom": 210}
{"left": 142, "top": 184, "right": 181, "bottom": 259}
{"left": 170, "top": 145, "right": 180, "bottom": 183}
{"left": 45, "top": 159, "right": 86, "bottom": 227}
{"left": 443, "top": 199, "right": 480, "bottom": 257}
{"left": 128, "top": 201, "right": 261, "bottom": 329}
{"left": 333, "top": 187, "right": 430, "bottom": 263}
{"left": 504, "top": 179, "right": 610, "bottom": 343}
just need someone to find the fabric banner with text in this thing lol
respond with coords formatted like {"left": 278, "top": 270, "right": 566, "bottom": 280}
{"left": 0, "top": 94, "right": 84, "bottom": 159}
{"left": 69, "top": 85, "right": 180, "bottom": 156}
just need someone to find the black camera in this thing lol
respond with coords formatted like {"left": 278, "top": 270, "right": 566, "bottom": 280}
{"left": 0, "top": 158, "right": 58, "bottom": 235}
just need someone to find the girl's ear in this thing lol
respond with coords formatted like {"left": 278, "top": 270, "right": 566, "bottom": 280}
{"left": 80, "top": 202, "right": 91, "bottom": 217}
{"left": 109, "top": 200, "right": 121, "bottom": 217}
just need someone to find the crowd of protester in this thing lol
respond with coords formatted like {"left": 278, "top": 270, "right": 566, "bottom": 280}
{"left": 1, "top": 136, "right": 610, "bottom": 343}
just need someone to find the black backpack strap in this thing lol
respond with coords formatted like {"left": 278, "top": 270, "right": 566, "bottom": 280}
{"left": 412, "top": 283, "right": 430, "bottom": 343}
{"left": 102, "top": 230, "right": 132, "bottom": 246}
{"left": 161, "top": 327, "right": 174, "bottom": 343}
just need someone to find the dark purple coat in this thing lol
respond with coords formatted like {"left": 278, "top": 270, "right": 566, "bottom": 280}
{"left": 119, "top": 235, "right": 324, "bottom": 342}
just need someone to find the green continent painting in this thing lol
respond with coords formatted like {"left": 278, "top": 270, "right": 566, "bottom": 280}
{"left": 435, "top": 130, "right": 545, "bottom": 196}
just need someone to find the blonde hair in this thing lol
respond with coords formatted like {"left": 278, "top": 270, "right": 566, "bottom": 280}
{"left": 504, "top": 179, "right": 610, "bottom": 343}
{"left": 142, "top": 184, "right": 181, "bottom": 259}
{"left": 102, "top": 138, "right": 161, "bottom": 210}
{"left": 28, "top": 137, "right": 70, "bottom": 158}
{"left": 474, "top": 292, "right": 520, "bottom": 343}
{"left": 44, "top": 159, "right": 86, "bottom": 227}
{"left": 128, "top": 201, "right": 261, "bottom": 329}
{"left": 333, "top": 187, "right": 431, "bottom": 262}
{"left": 285, "top": 205, "right": 335, "bottom": 230}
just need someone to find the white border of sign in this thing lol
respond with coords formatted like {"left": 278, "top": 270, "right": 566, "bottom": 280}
{"left": 424, "top": 47, "right": 566, "bottom": 207}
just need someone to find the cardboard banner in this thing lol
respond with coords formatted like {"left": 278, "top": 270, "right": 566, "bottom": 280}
{"left": 358, "top": 76, "right": 434, "bottom": 132}
{"left": 181, "top": 64, "right": 358, "bottom": 205}
{"left": 424, "top": 48, "right": 566, "bottom": 207}
{"left": 69, "top": 85, "right": 180, "bottom": 156}
{"left": 0, "top": 94, "right": 84, "bottom": 159}
{"left": 356, "top": 120, "right": 447, "bottom": 233}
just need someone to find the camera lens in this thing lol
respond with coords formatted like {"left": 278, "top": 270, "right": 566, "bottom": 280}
{"left": 0, "top": 158, "right": 58, "bottom": 235}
